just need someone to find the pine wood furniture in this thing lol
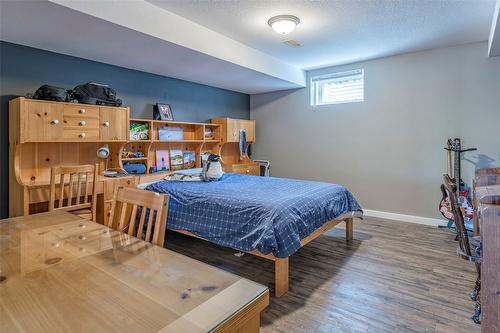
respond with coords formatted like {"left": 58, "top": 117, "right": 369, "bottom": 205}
{"left": 478, "top": 202, "right": 500, "bottom": 333}
{"left": 123, "top": 118, "right": 222, "bottom": 174}
{"left": 211, "top": 118, "right": 259, "bottom": 176}
{"left": 0, "top": 210, "right": 269, "bottom": 333}
{"left": 473, "top": 167, "right": 500, "bottom": 235}
{"left": 49, "top": 164, "right": 99, "bottom": 221}
{"left": 9, "top": 98, "right": 260, "bottom": 220}
{"left": 473, "top": 169, "right": 500, "bottom": 332}
{"left": 9, "top": 97, "right": 132, "bottom": 218}
{"left": 107, "top": 186, "right": 169, "bottom": 247}
{"left": 8, "top": 97, "right": 359, "bottom": 298}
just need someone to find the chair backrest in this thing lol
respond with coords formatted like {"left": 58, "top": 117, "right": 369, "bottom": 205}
{"left": 442, "top": 174, "right": 472, "bottom": 257}
{"left": 107, "top": 186, "right": 169, "bottom": 247}
{"left": 49, "top": 164, "right": 98, "bottom": 221}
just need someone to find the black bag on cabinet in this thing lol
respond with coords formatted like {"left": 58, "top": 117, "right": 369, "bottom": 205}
{"left": 72, "top": 82, "right": 122, "bottom": 106}
{"left": 32, "top": 85, "right": 72, "bottom": 102}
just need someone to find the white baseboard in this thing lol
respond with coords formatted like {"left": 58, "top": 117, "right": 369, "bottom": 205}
{"left": 363, "top": 209, "right": 448, "bottom": 227}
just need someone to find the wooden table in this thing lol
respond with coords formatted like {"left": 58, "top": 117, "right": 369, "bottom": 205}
{"left": 0, "top": 211, "right": 269, "bottom": 333}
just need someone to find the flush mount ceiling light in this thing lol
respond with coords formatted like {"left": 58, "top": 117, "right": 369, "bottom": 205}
{"left": 267, "top": 15, "right": 300, "bottom": 35}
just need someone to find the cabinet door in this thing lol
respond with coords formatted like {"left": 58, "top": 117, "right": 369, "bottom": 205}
{"left": 99, "top": 107, "right": 128, "bottom": 140}
{"left": 24, "top": 100, "right": 63, "bottom": 141}
{"left": 226, "top": 119, "right": 255, "bottom": 142}
{"left": 239, "top": 120, "right": 255, "bottom": 142}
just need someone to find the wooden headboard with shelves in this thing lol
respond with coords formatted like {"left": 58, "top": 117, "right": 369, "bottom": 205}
{"left": 9, "top": 97, "right": 258, "bottom": 218}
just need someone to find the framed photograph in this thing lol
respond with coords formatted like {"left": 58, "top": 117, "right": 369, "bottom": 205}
{"left": 155, "top": 103, "right": 174, "bottom": 121}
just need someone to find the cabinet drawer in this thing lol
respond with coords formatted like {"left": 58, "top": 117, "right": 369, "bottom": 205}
{"left": 62, "top": 104, "right": 99, "bottom": 118}
{"left": 229, "top": 163, "right": 260, "bottom": 176}
{"left": 62, "top": 117, "right": 100, "bottom": 129}
{"left": 62, "top": 129, "right": 100, "bottom": 140}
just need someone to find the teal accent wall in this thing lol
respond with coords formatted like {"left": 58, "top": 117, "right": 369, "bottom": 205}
{"left": 0, "top": 41, "right": 250, "bottom": 218}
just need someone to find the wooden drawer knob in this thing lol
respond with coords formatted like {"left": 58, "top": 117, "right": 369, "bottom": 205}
{"left": 51, "top": 119, "right": 60, "bottom": 125}
{"left": 79, "top": 120, "right": 86, "bottom": 126}
{"left": 246, "top": 169, "right": 250, "bottom": 173}
{"left": 103, "top": 121, "right": 110, "bottom": 127}
{"left": 79, "top": 133, "right": 86, "bottom": 138}
{"left": 79, "top": 109, "right": 86, "bottom": 114}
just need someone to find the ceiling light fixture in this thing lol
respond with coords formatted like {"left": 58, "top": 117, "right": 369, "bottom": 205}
{"left": 267, "top": 15, "right": 300, "bottom": 35}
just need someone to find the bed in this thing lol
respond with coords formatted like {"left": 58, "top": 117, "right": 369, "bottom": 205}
{"left": 143, "top": 173, "right": 362, "bottom": 296}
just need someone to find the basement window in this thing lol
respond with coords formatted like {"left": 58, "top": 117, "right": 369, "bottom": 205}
{"left": 310, "top": 69, "right": 364, "bottom": 106}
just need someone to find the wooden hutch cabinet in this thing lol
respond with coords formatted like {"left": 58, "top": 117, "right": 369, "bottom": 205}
{"left": 211, "top": 118, "right": 259, "bottom": 176}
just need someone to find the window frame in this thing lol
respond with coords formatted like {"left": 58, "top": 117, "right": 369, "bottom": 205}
{"left": 310, "top": 69, "right": 365, "bottom": 107}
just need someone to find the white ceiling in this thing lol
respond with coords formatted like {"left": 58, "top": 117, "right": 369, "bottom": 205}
{"left": 0, "top": 0, "right": 305, "bottom": 94}
{"left": 1, "top": 0, "right": 498, "bottom": 94}
{"left": 148, "top": 0, "right": 497, "bottom": 70}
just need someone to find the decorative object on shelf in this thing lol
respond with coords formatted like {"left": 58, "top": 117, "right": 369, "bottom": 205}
{"left": 135, "top": 151, "right": 145, "bottom": 158}
{"left": 183, "top": 151, "right": 196, "bottom": 169}
{"left": 156, "top": 150, "right": 170, "bottom": 171}
{"left": 123, "top": 162, "right": 147, "bottom": 174}
{"left": 130, "top": 122, "right": 149, "bottom": 140}
{"left": 121, "top": 149, "right": 145, "bottom": 159}
{"left": 204, "top": 127, "right": 214, "bottom": 140}
{"left": 158, "top": 126, "right": 184, "bottom": 141}
{"left": 154, "top": 103, "right": 174, "bottom": 120}
{"left": 170, "top": 149, "right": 184, "bottom": 170}
{"left": 97, "top": 144, "right": 117, "bottom": 176}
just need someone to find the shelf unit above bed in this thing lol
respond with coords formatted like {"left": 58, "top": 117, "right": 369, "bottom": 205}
{"left": 121, "top": 118, "right": 222, "bottom": 174}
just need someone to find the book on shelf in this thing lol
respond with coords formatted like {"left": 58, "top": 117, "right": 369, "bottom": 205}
{"left": 170, "top": 149, "right": 184, "bottom": 170}
{"left": 183, "top": 151, "right": 196, "bottom": 169}
{"left": 130, "top": 123, "right": 149, "bottom": 140}
{"left": 155, "top": 150, "right": 170, "bottom": 171}
{"left": 204, "top": 127, "right": 214, "bottom": 140}
{"left": 158, "top": 126, "right": 184, "bottom": 141}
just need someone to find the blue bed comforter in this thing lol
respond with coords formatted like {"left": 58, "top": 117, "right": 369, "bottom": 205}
{"left": 146, "top": 173, "right": 362, "bottom": 258}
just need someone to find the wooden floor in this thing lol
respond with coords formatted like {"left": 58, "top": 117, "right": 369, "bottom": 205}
{"left": 165, "top": 217, "right": 480, "bottom": 333}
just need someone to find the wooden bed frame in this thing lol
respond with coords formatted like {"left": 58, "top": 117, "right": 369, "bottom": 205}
{"left": 176, "top": 217, "right": 354, "bottom": 297}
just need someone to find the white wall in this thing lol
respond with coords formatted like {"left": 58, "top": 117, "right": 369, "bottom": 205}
{"left": 250, "top": 42, "right": 500, "bottom": 219}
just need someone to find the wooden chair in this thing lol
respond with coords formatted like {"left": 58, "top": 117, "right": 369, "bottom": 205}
{"left": 107, "top": 186, "right": 169, "bottom": 247}
{"left": 443, "top": 174, "right": 482, "bottom": 323}
{"left": 49, "top": 164, "right": 98, "bottom": 221}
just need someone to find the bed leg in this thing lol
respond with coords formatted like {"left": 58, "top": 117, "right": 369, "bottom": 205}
{"left": 345, "top": 218, "right": 353, "bottom": 241}
{"left": 275, "top": 258, "right": 289, "bottom": 297}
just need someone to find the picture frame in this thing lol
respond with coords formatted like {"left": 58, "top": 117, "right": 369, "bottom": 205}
{"left": 155, "top": 103, "right": 174, "bottom": 121}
